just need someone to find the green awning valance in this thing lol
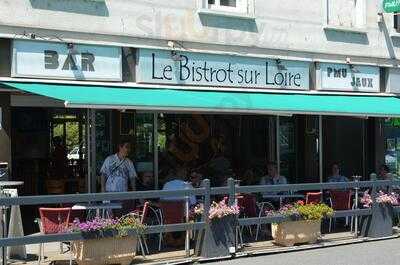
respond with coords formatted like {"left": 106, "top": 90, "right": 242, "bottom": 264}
{"left": 3, "top": 81, "right": 400, "bottom": 117}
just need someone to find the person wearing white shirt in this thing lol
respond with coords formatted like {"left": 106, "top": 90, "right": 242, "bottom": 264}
{"left": 259, "top": 162, "right": 288, "bottom": 207}
{"left": 162, "top": 167, "right": 197, "bottom": 206}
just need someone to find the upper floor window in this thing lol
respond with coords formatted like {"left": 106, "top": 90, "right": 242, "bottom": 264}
{"left": 207, "top": 0, "right": 247, "bottom": 13}
{"left": 325, "top": 0, "right": 366, "bottom": 29}
{"left": 198, "top": 0, "right": 255, "bottom": 17}
{"left": 394, "top": 14, "right": 400, "bottom": 32}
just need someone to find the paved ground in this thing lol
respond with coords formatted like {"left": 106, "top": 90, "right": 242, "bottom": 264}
{"left": 215, "top": 238, "right": 400, "bottom": 265}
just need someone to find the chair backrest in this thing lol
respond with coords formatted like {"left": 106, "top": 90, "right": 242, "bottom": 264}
{"left": 330, "top": 190, "right": 352, "bottom": 210}
{"left": 39, "top": 207, "right": 71, "bottom": 234}
{"left": 159, "top": 201, "right": 185, "bottom": 224}
{"left": 60, "top": 203, "right": 86, "bottom": 224}
{"left": 305, "top": 192, "right": 322, "bottom": 204}
{"left": 237, "top": 194, "right": 257, "bottom": 217}
{"left": 141, "top": 202, "right": 150, "bottom": 224}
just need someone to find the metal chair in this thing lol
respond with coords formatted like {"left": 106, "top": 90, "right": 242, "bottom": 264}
{"left": 37, "top": 207, "right": 72, "bottom": 265}
{"left": 158, "top": 201, "right": 185, "bottom": 250}
{"left": 255, "top": 201, "right": 275, "bottom": 241}
{"left": 328, "top": 190, "right": 352, "bottom": 232}
{"left": 237, "top": 194, "right": 258, "bottom": 244}
{"left": 305, "top": 192, "right": 322, "bottom": 204}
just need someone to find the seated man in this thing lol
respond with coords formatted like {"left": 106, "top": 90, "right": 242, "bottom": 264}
{"left": 162, "top": 167, "right": 197, "bottom": 206}
{"left": 328, "top": 163, "right": 349, "bottom": 183}
{"left": 259, "top": 162, "right": 288, "bottom": 208}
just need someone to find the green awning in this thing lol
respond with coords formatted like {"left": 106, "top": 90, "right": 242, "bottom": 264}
{"left": 3, "top": 81, "right": 400, "bottom": 117}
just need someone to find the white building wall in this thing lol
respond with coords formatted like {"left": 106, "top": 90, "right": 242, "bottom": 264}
{"left": 0, "top": 0, "right": 398, "bottom": 64}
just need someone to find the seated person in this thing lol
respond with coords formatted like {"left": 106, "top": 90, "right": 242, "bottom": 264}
{"left": 328, "top": 163, "right": 349, "bottom": 183}
{"left": 189, "top": 170, "right": 203, "bottom": 188}
{"left": 162, "top": 167, "right": 197, "bottom": 206}
{"left": 259, "top": 162, "right": 288, "bottom": 207}
{"left": 136, "top": 171, "right": 154, "bottom": 191}
{"left": 377, "top": 164, "right": 393, "bottom": 181}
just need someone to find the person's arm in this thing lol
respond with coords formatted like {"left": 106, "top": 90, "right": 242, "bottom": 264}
{"left": 99, "top": 157, "right": 109, "bottom": 193}
{"left": 128, "top": 161, "right": 137, "bottom": 191}
{"left": 100, "top": 174, "right": 106, "bottom": 193}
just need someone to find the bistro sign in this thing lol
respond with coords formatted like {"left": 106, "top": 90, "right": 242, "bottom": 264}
{"left": 316, "top": 62, "right": 380, "bottom": 93}
{"left": 12, "top": 40, "right": 122, "bottom": 81}
{"left": 137, "top": 49, "right": 310, "bottom": 90}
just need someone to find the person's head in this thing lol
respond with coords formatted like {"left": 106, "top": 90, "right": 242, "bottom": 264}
{"left": 379, "top": 164, "right": 389, "bottom": 177}
{"left": 140, "top": 171, "right": 154, "bottom": 186}
{"left": 118, "top": 138, "right": 131, "bottom": 158}
{"left": 267, "top": 162, "right": 278, "bottom": 177}
{"left": 332, "top": 163, "right": 340, "bottom": 176}
{"left": 190, "top": 170, "right": 203, "bottom": 186}
{"left": 53, "top": 136, "right": 63, "bottom": 147}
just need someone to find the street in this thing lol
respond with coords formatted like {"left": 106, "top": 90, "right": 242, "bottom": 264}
{"left": 215, "top": 239, "right": 400, "bottom": 265}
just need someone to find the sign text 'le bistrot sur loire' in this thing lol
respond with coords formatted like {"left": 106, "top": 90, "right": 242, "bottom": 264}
{"left": 12, "top": 40, "right": 122, "bottom": 81}
{"left": 137, "top": 49, "right": 311, "bottom": 90}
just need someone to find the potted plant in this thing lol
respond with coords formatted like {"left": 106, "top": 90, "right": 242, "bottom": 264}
{"left": 360, "top": 190, "right": 398, "bottom": 238}
{"left": 71, "top": 214, "right": 145, "bottom": 265}
{"left": 267, "top": 201, "right": 333, "bottom": 247}
{"left": 200, "top": 200, "right": 240, "bottom": 259}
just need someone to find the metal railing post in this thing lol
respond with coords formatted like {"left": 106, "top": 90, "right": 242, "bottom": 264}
{"left": 202, "top": 179, "right": 211, "bottom": 222}
{"left": 353, "top": 175, "right": 361, "bottom": 238}
{"left": 195, "top": 179, "right": 210, "bottom": 256}
{"left": 185, "top": 195, "right": 190, "bottom": 257}
{"left": 228, "top": 178, "right": 235, "bottom": 206}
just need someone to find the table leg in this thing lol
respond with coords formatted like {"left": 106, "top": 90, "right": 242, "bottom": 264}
{"left": 1, "top": 207, "right": 7, "bottom": 265}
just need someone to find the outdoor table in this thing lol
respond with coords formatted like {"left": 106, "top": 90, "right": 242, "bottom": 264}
{"left": 0, "top": 181, "right": 25, "bottom": 265}
{"left": 262, "top": 194, "right": 305, "bottom": 207}
{"left": 72, "top": 202, "right": 123, "bottom": 219}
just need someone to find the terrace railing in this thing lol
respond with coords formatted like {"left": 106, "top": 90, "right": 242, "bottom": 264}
{"left": 0, "top": 178, "right": 399, "bottom": 264}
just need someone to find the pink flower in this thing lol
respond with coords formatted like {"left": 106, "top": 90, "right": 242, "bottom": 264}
{"left": 208, "top": 200, "right": 240, "bottom": 220}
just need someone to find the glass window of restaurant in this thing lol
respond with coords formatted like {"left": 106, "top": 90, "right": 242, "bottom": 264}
{"left": 382, "top": 118, "right": 400, "bottom": 177}
{"left": 156, "top": 113, "right": 276, "bottom": 187}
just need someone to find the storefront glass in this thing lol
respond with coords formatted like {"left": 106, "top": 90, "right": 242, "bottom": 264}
{"left": 157, "top": 113, "right": 275, "bottom": 187}
{"left": 383, "top": 118, "right": 400, "bottom": 176}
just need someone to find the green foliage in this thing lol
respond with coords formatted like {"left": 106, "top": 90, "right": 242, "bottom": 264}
{"left": 114, "top": 214, "right": 146, "bottom": 237}
{"left": 53, "top": 122, "right": 81, "bottom": 151}
{"left": 295, "top": 203, "right": 333, "bottom": 221}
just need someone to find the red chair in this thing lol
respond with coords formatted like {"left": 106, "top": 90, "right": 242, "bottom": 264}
{"left": 159, "top": 201, "right": 185, "bottom": 250}
{"left": 237, "top": 194, "right": 257, "bottom": 217}
{"left": 37, "top": 207, "right": 71, "bottom": 265}
{"left": 305, "top": 192, "right": 322, "bottom": 204}
{"left": 60, "top": 203, "right": 86, "bottom": 224}
{"left": 237, "top": 194, "right": 257, "bottom": 243}
{"left": 329, "top": 190, "right": 352, "bottom": 232}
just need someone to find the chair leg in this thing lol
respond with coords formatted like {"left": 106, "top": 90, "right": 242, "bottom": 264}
{"left": 69, "top": 242, "right": 73, "bottom": 265}
{"left": 37, "top": 243, "right": 43, "bottom": 265}
{"left": 142, "top": 235, "right": 150, "bottom": 254}
{"left": 59, "top": 242, "right": 63, "bottom": 254}
{"left": 255, "top": 222, "right": 261, "bottom": 241}
{"left": 329, "top": 218, "right": 332, "bottom": 233}
{"left": 158, "top": 233, "right": 163, "bottom": 251}
{"left": 138, "top": 237, "right": 146, "bottom": 258}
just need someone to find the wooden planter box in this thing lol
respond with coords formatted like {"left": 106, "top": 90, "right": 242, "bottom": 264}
{"left": 360, "top": 203, "right": 393, "bottom": 238}
{"left": 72, "top": 236, "right": 137, "bottom": 265}
{"left": 200, "top": 215, "right": 237, "bottom": 259}
{"left": 272, "top": 220, "right": 321, "bottom": 247}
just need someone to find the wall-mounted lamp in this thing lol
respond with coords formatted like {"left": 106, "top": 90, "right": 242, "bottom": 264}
{"left": 171, "top": 50, "right": 183, "bottom": 61}
{"left": 349, "top": 64, "right": 360, "bottom": 73}
{"left": 66, "top": 43, "right": 78, "bottom": 55}
{"left": 276, "top": 59, "right": 287, "bottom": 70}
